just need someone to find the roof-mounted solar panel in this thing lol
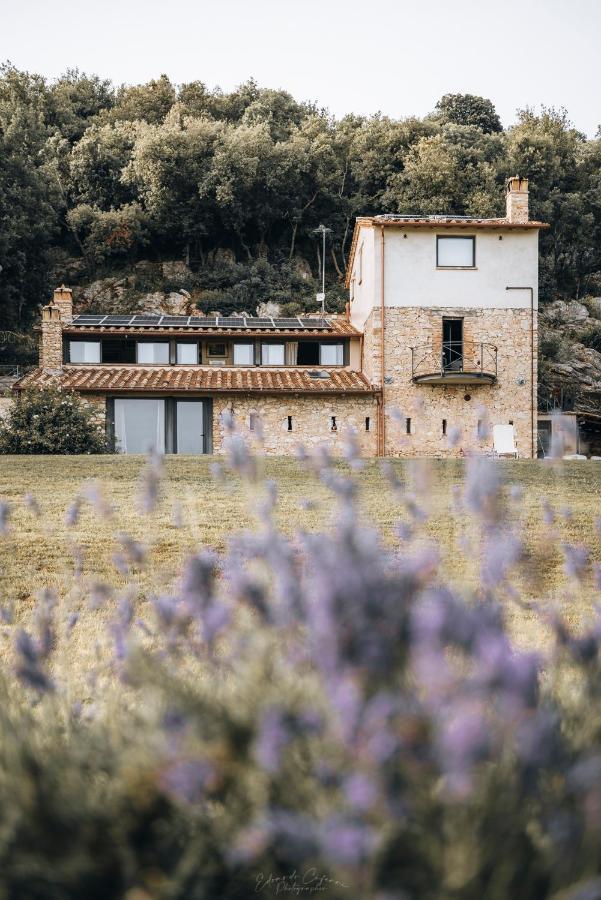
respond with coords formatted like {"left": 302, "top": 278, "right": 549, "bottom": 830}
{"left": 101, "top": 315, "right": 136, "bottom": 324}
{"left": 73, "top": 315, "right": 105, "bottom": 323}
{"left": 189, "top": 317, "right": 217, "bottom": 326}
{"left": 273, "top": 318, "right": 303, "bottom": 327}
{"left": 251, "top": 318, "right": 275, "bottom": 327}
{"left": 299, "top": 318, "right": 331, "bottom": 328}
{"left": 130, "top": 315, "right": 162, "bottom": 324}
{"left": 161, "top": 316, "right": 190, "bottom": 325}
{"left": 217, "top": 317, "right": 246, "bottom": 327}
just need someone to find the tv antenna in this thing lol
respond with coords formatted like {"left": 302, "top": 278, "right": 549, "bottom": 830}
{"left": 312, "top": 224, "right": 332, "bottom": 315}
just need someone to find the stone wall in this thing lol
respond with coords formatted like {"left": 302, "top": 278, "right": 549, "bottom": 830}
{"left": 40, "top": 306, "right": 63, "bottom": 371}
{"left": 364, "top": 306, "right": 536, "bottom": 458}
{"left": 212, "top": 393, "right": 378, "bottom": 456}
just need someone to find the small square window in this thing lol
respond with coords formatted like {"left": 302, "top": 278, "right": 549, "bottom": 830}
{"left": 137, "top": 342, "right": 169, "bottom": 364}
{"left": 262, "top": 343, "right": 285, "bottom": 366}
{"left": 233, "top": 343, "right": 254, "bottom": 365}
{"left": 176, "top": 343, "right": 198, "bottom": 364}
{"left": 320, "top": 343, "right": 343, "bottom": 366}
{"left": 207, "top": 343, "right": 226, "bottom": 357}
{"left": 69, "top": 341, "right": 101, "bottom": 363}
{"left": 437, "top": 236, "right": 475, "bottom": 268}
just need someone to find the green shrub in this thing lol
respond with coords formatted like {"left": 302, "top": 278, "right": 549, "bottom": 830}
{"left": 580, "top": 324, "right": 601, "bottom": 352}
{"left": 0, "top": 387, "right": 112, "bottom": 454}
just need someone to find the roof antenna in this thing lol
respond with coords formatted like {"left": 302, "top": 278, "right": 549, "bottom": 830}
{"left": 312, "top": 224, "right": 332, "bottom": 316}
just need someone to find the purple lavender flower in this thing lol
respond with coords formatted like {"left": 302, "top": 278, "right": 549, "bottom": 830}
{"left": 64, "top": 497, "right": 82, "bottom": 527}
{"left": 562, "top": 543, "right": 589, "bottom": 581}
{"left": 23, "top": 493, "right": 41, "bottom": 517}
{"left": 160, "top": 758, "right": 215, "bottom": 804}
{"left": 255, "top": 708, "right": 293, "bottom": 773}
{"left": 14, "top": 629, "right": 54, "bottom": 693}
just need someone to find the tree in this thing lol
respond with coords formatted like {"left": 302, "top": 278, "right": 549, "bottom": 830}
{"left": 0, "top": 387, "right": 111, "bottom": 453}
{"left": 435, "top": 93, "right": 503, "bottom": 133}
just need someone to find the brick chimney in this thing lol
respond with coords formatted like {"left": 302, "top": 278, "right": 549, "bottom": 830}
{"left": 506, "top": 176, "right": 529, "bottom": 224}
{"left": 40, "top": 305, "right": 63, "bottom": 372}
{"left": 52, "top": 285, "right": 73, "bottom": 323}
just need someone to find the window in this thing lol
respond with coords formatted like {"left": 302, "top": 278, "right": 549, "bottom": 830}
{"left": 436, "top": 236, "right": 475, "bottom": 268}
{"left": 297, "top": 342, "right": 320, "bottom": 365}
{"left": 287, "top": 415, "right": 293, "bottom": 431}
{"left": 137, "top": 342, "right": 169, "bottom": 364}
{"left": 233, "top": 343, "right": 254, "bottom": 365}
{"left": 365, "top": 417, "right": 370, "bottom": 432}
{"left": 176, "top": 343, "right": 198, "bottom": 364}
{"left": 69, "top": 341, "right": 100, "bottom": 363}
{"left": 262, "top": 343, "right": 285, "bottom": 365}
{"left": 102, "top": 339, "right": 135, "bottom": 364}
{"left": 207, "top": 343, "right": 226, "bottom": 357}
{"left": 406, "top": 417, "right": 412, "bottom": 435}
{"left": 330, "top": 416, "right": 337, "bottom": 432}
{"left": 114, "top": 399, "right": 165, "bottom": 454}
{"left": 442, "top": 419, "right": 447, "bottom": 436}
{"left": 249, "top": 413, "right": 259, "bottom": 432}
{"left": 319, "top": 343, "right": 344, "bottom": 366}
{"left": 112, "top": 398, "right": 209, "bottom": 455}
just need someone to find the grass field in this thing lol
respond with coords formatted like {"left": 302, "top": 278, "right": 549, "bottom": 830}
{"left": 1, "top": 455, "right": 600, "bottom": 691}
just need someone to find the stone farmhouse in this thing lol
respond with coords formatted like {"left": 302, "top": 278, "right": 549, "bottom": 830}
{"left": 14, "top": 177, "right": 547, "bottom": 457}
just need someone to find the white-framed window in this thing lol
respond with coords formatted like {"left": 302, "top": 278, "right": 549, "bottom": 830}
{"left": 137, "top": 342, "right": 170, "bottom": 364}
{"left": 176, "top": 342, "right": 198, "bottom": 364}
{"left": 436, "top": 236, "right": 475, "bottom": 268}
{"left": 261, "top": 343, "right": 285, "bottom": 365}
{"left": 69, "top": 340, "right": 101, "bottom": 363}
{"left": 233, "top": 343, "right": 254, "bottom": 365}
{"left": 319, "top": 343, "right": 344, "bottom": 366}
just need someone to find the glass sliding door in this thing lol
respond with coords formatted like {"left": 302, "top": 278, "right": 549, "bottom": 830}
{"left": 114, "top": 399, "right": 165, "bottom": 454}
{"left": 176, "top": 401, "right": 204, "bottom": 454}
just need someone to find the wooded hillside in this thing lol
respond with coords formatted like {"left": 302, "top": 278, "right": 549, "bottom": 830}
{"left": 1, "top": 65, "right": 601, "bottom": 371}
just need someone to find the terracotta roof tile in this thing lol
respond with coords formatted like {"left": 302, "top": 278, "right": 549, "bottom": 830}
{"left": 15, "top": 366, "right": 378, "bottom": 395}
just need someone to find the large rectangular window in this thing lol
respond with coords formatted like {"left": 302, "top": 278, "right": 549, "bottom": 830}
{"left": 436, "top": 236, "right": 475, "bottom": 268}
{"left": 261, "top": 343, "right": 285, "bottom": 365}
{"left": 69, "top": 341, "right": 100, "bottom": 363}
{"left": 176, "top": 401, "right": 204, "bottom": 454}
{"left": 319, "top": 343, "right": 344, "bottom": 366}
{"left": 114, "top": 399, "right": 165, "bottom": 454}
{"left": 233, "top": 343, "right": 254, "bottom": 365}
{"left": 176, "top": 342, "right": 199, "bottom": 364}
{"left": 137, "top": 342, "right": 170, "bottom": 364}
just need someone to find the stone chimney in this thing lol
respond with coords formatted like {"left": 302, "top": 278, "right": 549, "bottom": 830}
{"left": 52, "top": 285, "right": 73, "bottom": 323}
{"left": 506, "top": 176, "right": 529, "bottom": 224}
{"left": 40, "top": 305, "right": 63, "bottom": 372}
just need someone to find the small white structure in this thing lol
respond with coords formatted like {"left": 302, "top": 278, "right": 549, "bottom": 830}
{"left": 493, "top": 424, "right": 518, "bottom": 458}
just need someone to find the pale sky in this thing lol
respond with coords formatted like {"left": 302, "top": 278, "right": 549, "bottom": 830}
{"left": 2, "top": 0, "right": 600, "bottom": 136}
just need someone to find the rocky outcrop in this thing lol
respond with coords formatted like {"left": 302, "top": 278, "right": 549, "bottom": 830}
{"left": 539, "top": 299, "right": 601, "bottom": 413}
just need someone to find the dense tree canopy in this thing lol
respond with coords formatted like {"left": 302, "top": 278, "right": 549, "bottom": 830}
{"left": 1, "top": 66, "right": 600, "bottom": 347}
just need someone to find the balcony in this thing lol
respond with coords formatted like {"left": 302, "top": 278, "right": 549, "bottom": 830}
{"left": 411, "top": 341, "right": 497, "bottom": 385}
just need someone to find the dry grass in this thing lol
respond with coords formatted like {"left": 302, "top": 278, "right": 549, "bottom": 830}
{"left": 0, "top": 455, "right": 600, "bottom": 690}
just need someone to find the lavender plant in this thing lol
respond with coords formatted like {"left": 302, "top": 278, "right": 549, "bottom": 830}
{"left": 1, "top": 438, "right": 601, "bottom": 899}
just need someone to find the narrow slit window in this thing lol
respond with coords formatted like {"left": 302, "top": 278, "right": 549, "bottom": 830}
{"left": 442, "top": 419, "right": 447, "bottom": 436}
{"left": 406, "top": 417, "right": 412, "bottom": 435}
{"left": 365, "top": 416, "right": 370, "bottom": 432}
{"left": 331, "top": 416, "right": 337, "bottom": 432}
{"left": 287, "top": 416, "right": 293, "bottom": 432}
{"left": 249, "top": 413, "right": 258, "bottom": 432}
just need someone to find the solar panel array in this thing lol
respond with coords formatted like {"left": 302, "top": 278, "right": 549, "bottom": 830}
{"left": 72, "top": 314, "right": 333, "bottom": 330}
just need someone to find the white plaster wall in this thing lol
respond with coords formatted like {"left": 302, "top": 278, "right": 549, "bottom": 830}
{"left": 349, "top": 225, "right": 377, "bottom": 329}
{"left": 383, "top": 228, "right": 539, "bottom": 310}
{"left": 350, "top": 226, "right": 540, "bottom": 319}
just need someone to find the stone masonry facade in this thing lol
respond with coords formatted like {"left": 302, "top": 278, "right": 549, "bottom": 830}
{"left": 364, "top": 306, "right": 537, "bottom": 458}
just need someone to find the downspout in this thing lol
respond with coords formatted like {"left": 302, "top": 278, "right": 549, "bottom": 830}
{"left": 506, "top": 286, "right": 535, "bottom": 458}
{"left": 379, "top": 225, "right": 386, "bottom": 457}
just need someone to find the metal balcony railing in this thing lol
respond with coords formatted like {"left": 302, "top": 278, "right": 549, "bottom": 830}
{"left": 411, "top": 341, "right": 498, "bottom": 384}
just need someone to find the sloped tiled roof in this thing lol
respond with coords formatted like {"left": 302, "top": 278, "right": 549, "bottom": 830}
{"left": 14, "top": 366, "right": 378, "bottom": 395}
